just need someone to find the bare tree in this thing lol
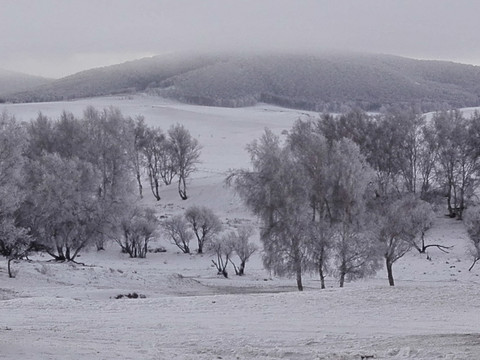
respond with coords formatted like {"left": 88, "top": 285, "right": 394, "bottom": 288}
{"left": 168, "top": 124, "right": 201, "bottom": 200}
{"left": 162, "top": 215, "right": 193, "bottom": 254}
{"left": 185, "top": 206, "right": 222, "bottom": 254}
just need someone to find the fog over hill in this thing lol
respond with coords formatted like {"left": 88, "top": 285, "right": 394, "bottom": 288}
{"left": 4, "top": 52, "right": 480, "bottom": 112}
{"left": 0, "top": 69, "right": 52, "bottom": 98}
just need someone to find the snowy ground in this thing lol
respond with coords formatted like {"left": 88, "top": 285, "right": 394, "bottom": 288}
{"left": 1, "top": 96, "right": 480, "bottom": 359}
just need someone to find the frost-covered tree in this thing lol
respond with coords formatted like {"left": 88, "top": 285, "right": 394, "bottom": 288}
{"left": 142, "top": 127, "right": 167, "bottom": 201}
{"left": 306, "top": 221, "right": 333, "bottom": 289}
{"left": 375, "top": 195, "right": 434, "bottom": 286}
{"left": 228, "top": 226, "right": 257, "bottom": 276}
{"left": 432, "top": 110, "right": 480, "bottom": 219}
{"left": 325, "top": 139, "right": 380, "bottom": 287}
{"left": 464, "top": 206, "right": 480, "bottom": 271}
{"left": 287, "top": 118, "right": 330, "bottom": 221}
{"left": 168, "top": 124, "right": 201, "bottom": 200}
{"left": 20, "top": 153, "right": 103, "bottom": 261}
{"left": 83, "top": 106, "right": 134, "bottom": 202}
{"left": 162, "top": 215, "right": 193, "bottom": 254}
{"left": 185, "top": 206, "right": 222, "bottom": 254}
{"left": 228, "top": 129, "right": 311, "bottom": 291}
{"left": 129, "top": 115, "right": 148, "bottom": 198}
{"left": 207, "top": 233, "right": 234, "bottom": 278}
{"left": 407, "top": 200, "right": 446, "bottom": 254}
{"left": 0, "top": 112, "right": 30, "bottom": 277}
{"left": 114, "top": 207, "right": 158, "bottom": 258}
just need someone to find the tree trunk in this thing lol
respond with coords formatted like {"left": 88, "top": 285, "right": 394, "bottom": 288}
{"left": 339, "top": 272, "right": 345, "bottom": 288}
{"left": 319, "top": 264, "right": 326, "bottom": 289}
{"left": 7, "top": 258, "right": 14, "bottom": 278}
{"left": 136, "top": 172, "right": 143, "bottom": 199}
{"left": 296, "top": 268, "right": 303, "bottom": 291}
{"left": 386, "top": 258, "right": 395, "bottom": 286}
{"left": 197, "top": 241, "right": 203, "bottom": 254}
{"left": 238, "top": 261, "right": 245, "bottom": 276}
{"left": 458, "top": 188, "right": 465, "bottom": 220}
{"left": 178, "top": 176, "right": 188, "bottom": 200}
{"left": 447, "top": 184, "right": 454, "bottom": 217}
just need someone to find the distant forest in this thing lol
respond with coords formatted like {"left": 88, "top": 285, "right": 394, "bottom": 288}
{"left": 2, "top": 52, "right": 480, "bottom": 112}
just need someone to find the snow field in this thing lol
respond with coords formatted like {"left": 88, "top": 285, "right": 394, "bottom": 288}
{"left": 1, "top": 96, "right": 480, "bottom": 359}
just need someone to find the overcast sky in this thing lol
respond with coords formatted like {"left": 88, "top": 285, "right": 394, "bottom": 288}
{"left": 1, "top": 0, "right": 480, "bottom": 78}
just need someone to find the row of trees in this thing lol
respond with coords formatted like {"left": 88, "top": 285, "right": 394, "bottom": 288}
{"left": 0, "top": 107, "right": 201, "bottom": 277}
{"left": 320, "top": 109, "right": 480, "bottom": 219}
{"left": 228, "top": 108, "right": 480, "bottom": 290}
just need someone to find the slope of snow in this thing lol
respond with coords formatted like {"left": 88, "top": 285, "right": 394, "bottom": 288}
{"left": 1, "top": 96, "right": 480, "bottom": 359}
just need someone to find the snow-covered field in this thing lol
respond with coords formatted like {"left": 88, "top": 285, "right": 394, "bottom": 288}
{"left": 1, "top": 96, "right": 480, "bottom": 359}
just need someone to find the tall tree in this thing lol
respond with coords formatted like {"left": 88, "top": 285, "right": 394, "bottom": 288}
{"left": 142, "top": 127, "right": 167, "bottom": 201}
{"left": 0, "top": 112, "right": 30, "bottom": 277}
{"left": 228, "top": 129, "right": 311, "bottom": 291}
{"left": 326, "top": 139, "right": 380, "bottom": 287}
{"left": 168, "top": 124, "right": 201, "bottom": 200}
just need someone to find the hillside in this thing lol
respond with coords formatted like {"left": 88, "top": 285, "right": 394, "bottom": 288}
{"left": 4, "top": 51, "right": 480, "bottom": 112}
{"left": 0, "top": 69, "right": 52, "bottom": 98}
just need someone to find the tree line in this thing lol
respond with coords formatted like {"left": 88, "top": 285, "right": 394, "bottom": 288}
{"left": 0, "top": 107, "right": 201, "bottom": 277}
{"left": 228, "top": 108, "right": 480, "bottom": 290}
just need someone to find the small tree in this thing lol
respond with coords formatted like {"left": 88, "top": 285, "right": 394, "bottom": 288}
{"left": 162, "top": 215, "right": 193, "bottom": 254}
{"left": 228, "top": 226, "right": 257, "bottom": 276}
{"left": 185, "top": 206, "right": 222, "bottom": 254}
{"left": 168, "top": 124, "right": 201, "bottom": 200}
{"left": 376, "top": 195, "right": 432, "bottom": 286}
{"left": 115, "top": 207, "right": 158, "bottom": 258}
{"left": 207, "top": 234, "right": 234, "bottom": 278}
{"left": 0, "top": 226, "right": 30, "bottom": 278}
{"left": 464, "top": 207, "right": 480, "bottom": 271}
{"left": 407, "top": 201, "right": 450, "bottom": 254}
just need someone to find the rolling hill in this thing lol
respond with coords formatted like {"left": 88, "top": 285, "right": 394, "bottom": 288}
{"left": 0, "top": 69, "right": 52, "bottom": 99}
{"left": 4, "top": 52, "right": 480, "bottom": 112}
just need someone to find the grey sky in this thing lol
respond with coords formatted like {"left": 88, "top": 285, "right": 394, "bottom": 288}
{"left": 1, "top": 0, "right": 480, "bottom": 78}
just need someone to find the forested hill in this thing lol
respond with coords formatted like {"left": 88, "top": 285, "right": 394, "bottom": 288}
{"left": 0, "top": 69, "right": 52, "bottom": 99}
{"left": 4, "top": 52, "right": 480, "bottom": 112}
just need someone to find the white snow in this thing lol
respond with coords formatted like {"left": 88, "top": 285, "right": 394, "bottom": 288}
{"left": 1, "top": 95, "right": 480, "bottom": 359}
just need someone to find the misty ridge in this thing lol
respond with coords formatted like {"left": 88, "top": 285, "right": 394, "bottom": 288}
{"left": 2, "top": 51, "right": 480, "bottom": 112}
